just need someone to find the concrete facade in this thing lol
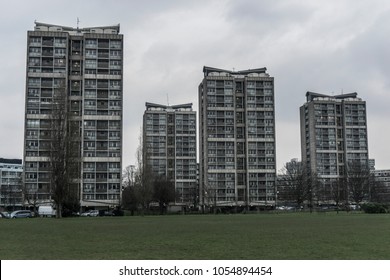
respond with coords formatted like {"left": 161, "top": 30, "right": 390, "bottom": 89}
{"left": 143, "top": 103, "right": 198, "bottom": 206}
{"left": 0, "top": 158, "right": 23, "bottom": 210}
{"left": 199, "top": 66, "right": 277, "bottom": 209}
{"left": 143, "top": 102, "right": 197, "bottom": 206}
{"left": 300, "top": 92, "right": 369, "bottom": 184}
{"left": 23, "top": 22, "right": 123, "bottom": 209}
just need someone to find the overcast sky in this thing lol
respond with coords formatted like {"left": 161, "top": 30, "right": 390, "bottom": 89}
{"left": 1, "top": 0, "right": 390, "bottom": 171}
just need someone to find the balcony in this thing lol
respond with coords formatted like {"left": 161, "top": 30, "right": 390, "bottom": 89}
{"left": 54, "top": 43, "right": 66, "bottom": 48}
{"left": 98, "top": 52, "right": 109, "bottom": 58}
{"left": 42, "top": 51, "right": 54, "bottom": 57}
{"left": 42, "top": 61, "right": 53, "bottom": 67}
{"left": 29, "top": 52, "right": 41, "bottom": 57}
{"left": 97, "top": 82, "right": 109, "bottom": 89}
{"left": 41, "top": 82, "right": 53, "bottom": 88}
{"left": 109, "top": 65, "right": 121, "bottom": 70}
{"left": 98, "top": 62, "right": 109, "bottom": 69}
{"left": 85, "top": 43, "right": 97, "bottom": 49}
{"left": 98, "top": 42, "right": 109, "bottom": 48}
{"left": 42, "top": 40, "right": 53, "bottom": 46}
{"left": 109, "top": 84, "right": 121, "bottom": 90}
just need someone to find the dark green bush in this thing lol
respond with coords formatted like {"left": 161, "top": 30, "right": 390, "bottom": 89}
{"left": 361, "top": 203, "right": 388, "bottom": 214}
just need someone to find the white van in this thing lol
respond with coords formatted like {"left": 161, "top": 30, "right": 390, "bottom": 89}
{"left": 38, "top": 206, "right": 56, "bottom": 217}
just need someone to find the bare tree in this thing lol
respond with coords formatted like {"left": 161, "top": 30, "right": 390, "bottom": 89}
{"left": 187, "top": 182, "right": 199, "bottom": 211}
{"left": 122, "top": 165, "right": 135, "bottom": 188}
{"left": 121, "top": 165, "right": 138, "bottom": 215}
{"left": 49, "top": 84, "right": 80, "bottom": 218}
{"left": 22, "top": 173, "right": 43, "bottom": 213}
{"left": 23, "top": 186, "right": 40, "bottom": 213}
{"left": 201, "top": 183, "right": 218, "bottom": 214}
{"left": 315, "top": 178, "right": 332, "bottom": 206}
{"left": 152, "top": 175, "right": 175, "bottom": 215}
{"left": 329, "top": 178, "right": 347, "bottom": 213}
{"left": 121, "top": 186, "right": 137, "bottom": 215}
{"left": 346, "top": 161, "right": 371, "bottom": 206}
{"left": 133, "top": 130, "right": 154, "bottom": 216}
{"left": 278, "top": 162, "right": 310, "bottom": 209}
{"left": 306, "top": 171, "right": 321, "bottom": 212}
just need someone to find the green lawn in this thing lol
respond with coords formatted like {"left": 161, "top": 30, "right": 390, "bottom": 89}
{"left": 1, "top": 212, "right": 390, "bottom": 260}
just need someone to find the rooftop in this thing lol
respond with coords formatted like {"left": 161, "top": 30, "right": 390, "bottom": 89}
{"left": 145, "top": 102, "right": 193, "bottom": 111}
{"left": 203, "top": 66, "right": 269, "bottom": 77}
{"left": 34, "top": 21, "right": 120, "bottom": 34}
{"left": 0, "top": 158, "right": 22, "bottom": 165}
{"left": 306, "top": 91, "right": 360, "bottom": 102}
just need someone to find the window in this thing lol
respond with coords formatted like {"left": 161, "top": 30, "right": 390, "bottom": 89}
{"left": 110, "top": 80, "right": 121, "bottom": 89}
{"left": 30, "top": 37, "right": 41, "bottom": 44}
{"left": 85, "top": 79, "right": 96, "bottom": 88}
{"left": 110, "top": 40, "right": 121, "bottom": 49}
{"left": 85, "top": 60, "right": 97, "bottom": 69}
{"left": 26, "top": 120, "right": 39, "bottom": 128}
{"left": 86, "top": 49, "right": 97, "bottom": 58}
{"left": 54, "top": 48, "right": 66, "bottom": 56}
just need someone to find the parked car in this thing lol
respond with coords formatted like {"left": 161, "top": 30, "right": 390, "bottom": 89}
{"left": 98, "top": 209, "right": 115, "bottom": 216}
{"left": 80, "top": 210, "right": 99, "bottom": 217}
{"left": 0, "top": 212, "right": 10, "bottom": 218}
{"left": 10, "top": 210, "right": 33, "bottom": 219}
{"left": 276, "top": 206, "right": 295, "bottom": 211}
{"left": 104, "top": 210, "right": 115, "bottom": 216}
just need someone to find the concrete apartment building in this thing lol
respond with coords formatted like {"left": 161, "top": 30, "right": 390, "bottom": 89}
{"left": 199, "top": 66, "right": 277, "bottom": 209}
{"left": 143, "top": 102, "right": 197, "bottom": 206}
{"left": 300, "top": 92, "right": 369, "bottom": 185}
{"left": 372, "top": 169, "right": 390, "bottom": 203}
{"left": 0, "top": 158, "right": 23, "bottom": 210}
{"left": 23, "top": 22, "right": 123, "bottom": 209}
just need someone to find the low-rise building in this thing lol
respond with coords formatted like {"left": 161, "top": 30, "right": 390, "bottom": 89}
{"left": 0, "top": 158, "right": 23, "bottom": 210}
{"left": 372, "top": 169, "right": 390, "bottom": 203}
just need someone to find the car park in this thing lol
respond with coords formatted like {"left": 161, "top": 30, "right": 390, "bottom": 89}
{"left": 10, "top": 210, "right": 33, "bottom": 218}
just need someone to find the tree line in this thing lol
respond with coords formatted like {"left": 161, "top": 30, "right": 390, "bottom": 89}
{"left": 277, "top": 160, "right": 388, "bottom": 212}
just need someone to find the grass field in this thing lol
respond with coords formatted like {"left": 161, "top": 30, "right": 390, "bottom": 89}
{"left": 1, "top": 212, "right": 390, "bottom": 260}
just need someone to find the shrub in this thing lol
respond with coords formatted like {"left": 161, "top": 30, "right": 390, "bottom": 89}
{"left": 361, "top": 203, "right": 388, "bottom": 214}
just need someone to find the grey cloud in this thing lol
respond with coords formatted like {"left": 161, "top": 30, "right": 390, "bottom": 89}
{"left": 1, "top": 0, "right": 390, "bottom": 170}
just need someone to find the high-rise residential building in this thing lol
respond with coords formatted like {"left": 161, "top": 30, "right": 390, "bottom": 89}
{"left": 199, "top": 66, "right": 277, "bottom": 209}
{"left": 143, "top": 102, "right": 197, "bottom": 205}
{"left": 23, "top": 22, "right": 123, "bottom": 209}
{"left": 0, "top": 158, "right": 23, "bottom": 210}
{"left": 300, "top": 92, "right": 369, "bottom": 183}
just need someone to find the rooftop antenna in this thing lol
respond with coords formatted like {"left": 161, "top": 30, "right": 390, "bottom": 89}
{"left": 167, "top": 93, "right": 170, "bottom": 106}
{"left": 77, "top": 17, "right": 80, "bottom": 29}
